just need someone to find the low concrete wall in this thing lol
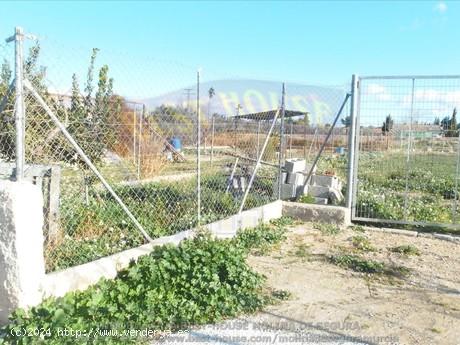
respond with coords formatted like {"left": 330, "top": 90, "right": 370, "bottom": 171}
{"left": 41, "top": 200, "right": 283, "bottom": 299}
{"left": 282, "top": 201, "right": 351, "bottom": 226}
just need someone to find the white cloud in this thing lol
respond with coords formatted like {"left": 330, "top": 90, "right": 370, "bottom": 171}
{"left": 435, "top": 1, "right": 447, "bottom": 13}
{"left": 366, "top": 84, "right": 392, "bottom": 101}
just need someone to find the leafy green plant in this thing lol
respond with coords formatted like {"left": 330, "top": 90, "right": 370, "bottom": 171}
{"left": 298, "top": 194, "right": 315, "bottom": 204}
{"left": 235, "top": 217, "right": 291, "bottom": 255}
{"left": 351, "top": 235, "right": 375, "bottom": 252}
{"left": 350, "top": 225, "right": 365, "bottom": 233}
{"left": 390, "top": 244, "right": 420, "bottom": 256}
{"left": 2, "top": 234, "right": 269, "bottom": 345}
{"left": 270, "top": 290, "right": 291, "bottom": 301}
{"left": 330, "top": 254, "right": 410, "bottom": 279}
{"left": 313, "top": 222, "right": 341, "bottom": 236}
{"left": 330, "top": 254, "right": 385, "bottom": 273}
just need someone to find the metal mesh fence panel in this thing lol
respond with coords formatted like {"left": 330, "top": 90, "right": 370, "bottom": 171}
{"left": 354, "top": 76, "right": 460, "bottom": 226}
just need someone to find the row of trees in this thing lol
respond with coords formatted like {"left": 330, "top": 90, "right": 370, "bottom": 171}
{"left": 340, "top": 114, "right": 394, "bottom": 135}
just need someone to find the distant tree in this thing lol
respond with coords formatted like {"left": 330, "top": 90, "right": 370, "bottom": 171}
{"left": 150, "top": 104, "right": 194, "bottom": 137}
{"left": 433, "top": 117, "right": 440, "bottom": 126}
{"left": 450, "top": 108, "right": 457, "bottom": 130}
{"left": 341, "top": 115, "right": 351, "bottom": 134}
{"left": 304, "top": 113, "right": 310, "bottom": 128}
{"left": 381, "top": 114, "right": 394, "bottom": 135}
{"left": 207, "top": 87, "right": 215, "bottom": 118}
{"left": 0, "top": 60, "right": 13, "bottom": 159}
{"left": 444, "top": 108, "right": 459, "bottom": 137}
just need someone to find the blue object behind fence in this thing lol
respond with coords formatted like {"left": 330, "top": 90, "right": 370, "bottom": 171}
{"left": 170, "top": 137, "right": 182, "bottom": 152}
{"left": 335, "top": 147, "right": 345, "bottom": 155}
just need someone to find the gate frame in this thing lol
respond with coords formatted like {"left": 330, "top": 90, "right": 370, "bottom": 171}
{"left": 350, "top": 74, "right": 460, "bottom": 230}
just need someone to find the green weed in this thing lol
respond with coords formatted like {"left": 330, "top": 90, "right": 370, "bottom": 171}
{"left": 351, "top": 235, "right": 375, "bottom": 252}
{"left": 390, "top": 244, "right": 420, "bottom": 256}
{"left": 313, "top": 222, "right": 341, "bottom": 236}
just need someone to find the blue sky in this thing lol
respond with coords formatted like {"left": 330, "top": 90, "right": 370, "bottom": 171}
{"left": 1, "top": 1, "right": 459, "bottom": 122}
{"left": 1, "top": 1, "right": 457, "bottom": 84}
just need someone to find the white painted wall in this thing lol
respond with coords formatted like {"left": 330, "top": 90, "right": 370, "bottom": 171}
{"left": 0, "top": 181, "right": 45, "bottom": 324}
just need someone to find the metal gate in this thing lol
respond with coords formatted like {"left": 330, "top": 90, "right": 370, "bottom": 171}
{"left": 351, "top": 75, "right": 460, "bottom": 228}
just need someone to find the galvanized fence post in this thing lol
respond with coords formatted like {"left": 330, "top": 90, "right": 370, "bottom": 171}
{"left": 210, "top": 114, "right": 215, "bottom": 166}
{"left": 137, "top": 104, "right": 144, "bottom": 180}
{"left": 13, "top": 27, "right": 25, "bottom": 181}
{"left": 196, "top": 70, "right": 201, "bottom": 225}
{"left": 277, "top": 83, "right": 286, "bottom": 199}
{"left": 403, "top": 78, "right": 415, "bottom": 220}
{"left": 346, "top": 74, "right": 358, "bottom": 209}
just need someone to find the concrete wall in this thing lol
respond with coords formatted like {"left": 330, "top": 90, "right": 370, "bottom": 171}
{"left": 282, "top": 201, "right": 351, "bottom": 226}
{"left": 40, "top": 200, "right": 283, "bottom": 299}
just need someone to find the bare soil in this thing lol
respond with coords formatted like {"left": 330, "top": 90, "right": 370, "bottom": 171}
{"left": 247, "top": 222, "right": 460, "bottom": 345}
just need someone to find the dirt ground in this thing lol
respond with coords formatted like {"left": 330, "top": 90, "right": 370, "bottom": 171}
{"left": 246, "top": 222, "right": 460, "bottom": 345}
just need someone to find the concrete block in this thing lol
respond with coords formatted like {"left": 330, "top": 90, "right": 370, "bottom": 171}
{"left": 282, "top": 201, "right": 351, "bottom": 226}
{"left": 311, "top": 174, "right": 341, "bottom": 189}
{"left": 286, "top": 172, "right": 305, "bottom": 185}
{"left": 285, "top": 159, "right": 306, "bottom": 173}
{"left": 295, "top": 184, "right": 308, "bottom": 197}
{"left": 0, "top": 181, "right": 45, "bottom": 324}
{"left": 314, "top": 197, "right": 328, "bottom": 205}
{"left": 308, "top": 185, "right": 330, "bottom": 198}
{"left": 281, "top": 183, "right": 296, "bottom": 199}
{"left": 329, "top": 188, "right": 344, "bottom": 205}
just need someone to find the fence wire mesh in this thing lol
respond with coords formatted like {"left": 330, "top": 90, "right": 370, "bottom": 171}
{"left": 354, "top": 76, "right": 460, "bottom": 226}
{"left": 0, "top": 35, "right": 293, "bottom": 272}
{"left": 0, "top": 28, "right": 360, "bottom": 272}
{"left": 285, "top": 83, "right": 350, "bottom": 203}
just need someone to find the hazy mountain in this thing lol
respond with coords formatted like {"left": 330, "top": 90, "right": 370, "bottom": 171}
{"left": 141, "top": 79, "right": 347, "bottom": 125}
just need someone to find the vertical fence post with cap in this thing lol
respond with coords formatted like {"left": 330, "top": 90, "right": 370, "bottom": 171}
{"left": 6, "top": 27, "right": 26, "bottom": 181}
{"left": 196, "top": 70, "right": 201, "bottom": 225}
{"left": 277, "top": 83, "right": 286, "bottom": 199}
{"left": 346, "top": 74, "right": 358, "bottom": 209}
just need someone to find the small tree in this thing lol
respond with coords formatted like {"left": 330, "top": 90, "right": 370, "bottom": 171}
{"left": 434, "top": 117, "right": 440, "bottom": 126}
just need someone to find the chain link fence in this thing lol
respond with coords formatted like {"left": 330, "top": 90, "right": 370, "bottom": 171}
{"left": 0, "top": 27, "right": 362, "bottom": 273}
{"left": 0, "top": 31, "right": 294, "bottom": 272}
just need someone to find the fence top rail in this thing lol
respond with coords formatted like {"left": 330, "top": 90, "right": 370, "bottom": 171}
{"left": 359, "top": 75, "right": 460, "bottom": 80}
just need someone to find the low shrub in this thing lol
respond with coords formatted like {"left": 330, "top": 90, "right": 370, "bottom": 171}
{"left": 1, "top": 234, "right": 270, "bottom": 345}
